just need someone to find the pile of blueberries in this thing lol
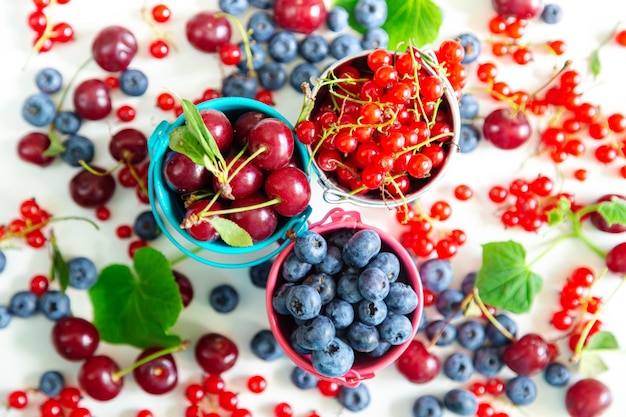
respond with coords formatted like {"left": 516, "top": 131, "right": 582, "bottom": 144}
{"left": 271, "top": 227, "right": 419, "bottom": 379}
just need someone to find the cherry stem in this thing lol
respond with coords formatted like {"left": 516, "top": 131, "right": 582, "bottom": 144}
{"left": 198, "top": 197, "right": 281, "bottom": 218}
{"left": 426, "top": 292, "right": 474, "bottom": 350}
{"left": 215, "top": 12, "right": 256, "bottom": 78}
{"left": 79, "top": 159, "right": 124, "bottom": 176}
{"left": 126, "top": 160, "right": 149, "bottom": 198}
{"left": 111, "top": 340, "right": 191, "bottom": 382}
{"left": 472, "top": 288, "right": 518, "bottom": 343}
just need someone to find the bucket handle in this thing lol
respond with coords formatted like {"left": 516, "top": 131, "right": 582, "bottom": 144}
{"left": 148, "top": 120, "right": 172, "bottom": 158}
{"left": 327, "top": 369, "right": 375, "bottom": 388}
{"left": 307, "top": 207, "right": 361, "bottom": 230}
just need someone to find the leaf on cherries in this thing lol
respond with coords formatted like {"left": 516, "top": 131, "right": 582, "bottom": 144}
{"left": 208, "top": 217, "right": 253, "bottom": 247}
{"left": 474, "top": 240, "right": 543, "bottom": 314}
{"left": 48, "top": 231, "right": 70, "bottom": 293}
{"left": 596, "top": 198, "right": 626, "bottom": 226}
{"left": 579, "top": 331, "right": 621, "bottom": 378}
{"left": 169, "top": 125, "right": 206, "bottom": 167}
{"left": 88, "top": 246, "right": 183, "bottom": 349}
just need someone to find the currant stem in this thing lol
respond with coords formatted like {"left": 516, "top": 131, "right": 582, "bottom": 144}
{"left": 0, "top": 215, "right": 99, "bottom": 244}
{"left": 472, "top": 288, "right": 518, "bottom": 343}
{"left": 426, "top": 292, "right": 474, "bottom": 350}
{"left": 530, "top": 59, "right": 572, "bottom": 98}
{"left": 215, "top": 12, "right": 256, "bottom": 78}
{"left": 111, "top": 340, "right": 191, "bottom": 382}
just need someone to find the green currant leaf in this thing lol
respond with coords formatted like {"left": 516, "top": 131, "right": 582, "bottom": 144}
{"left": 585, "top": 331, "right": 620, "bottom": 351}
{"left": 579, "top": 352, "right": 609, "bottom": 378}
{"left": 88, "top": 246, "right": 183, "bottom": 349}
{"left": 547, "top": 197, "right": 572, "bottom": 226}
{"left": 208, "top": 217, "right": 253, "bottom": 248}
{"left": 475, "top": 240, "right": 543, "bottom": 314}
{"left": 590, "top": 50, "right": 601, "bottom": 79}
{"left": 48, "top": 232, "right": 70, "bottom": 293}
{"left": 169, "top": 125, "right": 206, "bottom": 166}
{"left": 597, "top": 198, "right": 626, "bottom": 227}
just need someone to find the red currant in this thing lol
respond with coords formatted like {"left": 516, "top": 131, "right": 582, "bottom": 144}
{"left": 247, "top": 375, "right": 267, "bottom": 393}
{"left": 151, "top": 4, "right": 171, "bottom": 22}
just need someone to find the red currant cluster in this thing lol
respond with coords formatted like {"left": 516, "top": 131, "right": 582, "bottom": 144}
{"left": 28, "top": 0, "right": 74, "bottom": 53}
{"left": 397, "top": 199, "right": 466, "bottom": 260}
{"left": 469, "top": 378, "right": 512, "bottom": 417}
{"left": 548, "top": 266, "right": 605, "bottom": 353}
{"left": 183, "top": 373, "right": 257, "bottom": 417}
{"left": 141, "top": 3, "right": 173, "bottom": 59}
{"left": 0, "top": 198, "right": 52, "bottom": 249}
{"left": 6, "top": 385, "right": 92, "bottom": 417}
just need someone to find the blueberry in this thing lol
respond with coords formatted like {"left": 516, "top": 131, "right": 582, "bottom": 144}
{"left": 53, "top": 110, "right": 82, "bottom": 134}
{"left": 425, "top": 319, "right": 457, "bottom": 346}
{"left": 368, "top": 252, "right": 400, "bottom": 282}
{"left": 315, "top": 245, "right": 343, "bottom": 275}
{"left": 285, "top": 284, "right": 322, "bottom": 320}
{"left": 543, "top": 361, "right": 570, "bottom": 387}
{"left": 298, "top": 35, "right": 329, "bottom": 63}
{"left": 505, "top": 375, "right": 537, "bottom": 406}
{"left": 361, "top": 27, "right": 389, "bottom": 49}
{"left": 134, "top": 210, "right": 161, "bottom": 241}
{"left": 290, "top": 366, "right": 318, "bottom": 389}
{"left": 324, "top": 299, "right": 354, "bottom": 329}
{"left": 353, "top": 0, "right": 388, "bottom": 28}
{"left": 22, "top": 93, "right": 56, "bottom": 127}
{"left": 384, "top": 282, "right": 418, "bottom": 315}
{"left": 68, "top": 256, "right": 98, "bottom": 289}
{"left": 0, "top": 306, "right": 12, "bottom": 329}
{"left": 272, "top": 282, "right": 294, "bottom": 315}
{"left": 9, "top": 291, "right": 38, "bottom": 318}
{"left": 460, "top": 271, "right": 477, "bottom": 295}
{"left": 473, "top": 346, "right": 505, "bottom": 377}
{"left": 257, "top": 62, "right": 287, "bottom": 91}
{"left": 221, "top": 72, "right": 258, "bottom": 99}
{"left": 39, "top": 370, "right": 65, "bottom": 397}
{"left": 237, "top": 42, "right": 267, "bottom": 71}
{"left": 247, "top": 11, "right": 276, "bottom": 42}
{"left": 456, "top": 319, "right": 486, "bottom": 350}
{"left": 368, "top": 340, "right": 391, "bottom": 358}
{"left": 443, "top": 352, "right": 474, "bottom": 382}
{"left": 35, "top": 67, "right": 63, "bottom": 94}
{"left": 326, "top": 6, "right": 349, "bottom": 32}
{"left": 378, "top": 312, "right": 413, "bottom": 345}
{"left": 209, "top": 284, "right": 239, "bottom": 313}
{"left": 541, "top": 3, "right": 563, "bottom": 24}
{"left": 249, "top": 259, "right": 272, "bottom": 288}
{"left": 343, "top": 229, "right": 381, "bottom": 268}
{"left": 289, "top": 330, "right": 311, "bottom": 355}
{"left": 418, "top": 258, "right": 453, "bottom": 292}
{"left": 435, "top": 288, "right": 465, "bottom": 319}
{"left": 456, "top": 33, "right": 481, "bottom": 64}
{"left": 119, "top": 69, "right": 149, "bottom": 96}
{"left": 485, "top": 314, "right": 517, "bottom": 346}
{"left": 347, "top": 322, "right": 380, "bottom": 352}
{"left": 358, "top": 268, "right": 390, "bottom": 301}
{"left": 290, "top": 62, "right": 321, "bottom": 92}
{"left": 458, "top": 123, "right": 481, "bottom": 153}
{"left": 281, "top": 252, "right": 312, "bottom": 282}
{"left": 267, "top": 31, "right": 298, "bottom": 63}
{"left": 218, "top": 0, "right": 248, "bottom": 15}
{"left": 294, "top": 231, "right": 327, "bottom": 264}
{"left": 338, "top": 383, "right": 371, "bottom": 412}
{"left": 295, "top": 315, "right": 335, "bottom": 350}
{"left": 336, "top": 272, "right": 363, "bottom": 303}
{"left": 413, "top": 394, "right": 443, "bottom": 417}
{"left": 417, "top": 308, "right": 428, "bottom": 333}
{"left": 250, "top": 329, "right": 283, "bottom": 361}
{"left": 39, "top": 290, "right": 71, "bottom": 321}
{"left": 326, "top": 229, "right": 354, "bottom": 248}
{"left": 443, "top": 389, "right": 478, "bottom": 416}
{"left": 249, "top": 0, "right": 273, "bottom": 8}
{"left": 459, "top": 93, "right": 479, "bottom": 120}
{"left": 330, "top": 33, "right": 362, "bottom": 60}
{"left": 303, "top": 272, "right": 336, "bottom": 304}
{"left": 60, "top": 134, "right": 94, "bottom": 167}
{"left": 311, "top": 337, "right": 354, "bottom": 377}
{"left": 0, "top": 250, "right": 6, "bottom": 273}
{"left": 357, "top": 299, "right": 387, "bottom": 326}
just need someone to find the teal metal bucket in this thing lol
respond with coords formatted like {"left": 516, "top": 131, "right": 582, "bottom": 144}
{"left": 148, "top": 97, "right": 312, "bottom": 268}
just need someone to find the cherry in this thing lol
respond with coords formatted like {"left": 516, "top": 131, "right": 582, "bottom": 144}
{"left": 194, "top": 332, "right": 239, "bottom": 375}
{"left": 491, "top": 0, "right": 544, "bottom": 19}
{"left": 213, "top": 158, "right": 264, "bottom": 200}
{"left": 73, "top": 79, "right": 112, "bottom": 121}
{"left": 589, "top": 194, "right": 626, "bottom": 233}
{"left": 17, "top": 132, "right": 56, "bottom": 167}
{"left": 200, "top": 108, "right": 234, "bottom": 154}
{"left": 52, "top": 316, "right": 100, "bottom": 361}
{"left": 69, "top": 167, "right": 116, "bottom": 208}
{"left": 264, "top": 166, "right": 311, "bottom": 217}
{"left": 173, "top": 270, "right": 194, "bottom": 308}
{"left": 502, "top": 333, "right": 550, "bottom": 376}
{"left": 273, "top": 0, "right": 327, "bottom": 34}
{"left": 248, "top": 118, "right": 295, "bottom": 170}
{"left": 565, "top": 378, "right": 612, "bottom": 417}
{"left": 163, "top": 151, "right": 211, "bottom": 194}
{"left": 185, "top": 12, "right": 231, "bottom": 53}
{"left": 396, "top": 339, "right": 441, "bottom": 383}
{"left": 183, "top": 199, "right": 224, "bottom": 242}
{"left": 132, "top": 346, "right": 178, "bottom": 395}
{"left": 229, "top": 193, "right": 278, "bottom": 242}
{"left": 91, "top": 25, "right": 138, "bottom": 72}
{"left": 78, "top": 355, "right": 124, "bottom": 401}
{"left": 483, "top": 108, "right": 532, "bottom": 150}
{"left": 109, "top": 128, "right": 148, "bottom": 164}
{"left": 606, "top": 242, "right": 626, "bottom": 274}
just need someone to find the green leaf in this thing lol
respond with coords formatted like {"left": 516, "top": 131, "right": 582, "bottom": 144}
{"left": 579, "top": 352, "right": 609, "bottom": 378}
{"left": 180, "top": 98, "right": 222, "bottom": 159}
{"left": 586, "top": 331, "right": 620, "bottom": 351}
{"left": 597, "top": 198, "right": 626, "bottom": 227}
{"left": 208, "top": 217, "right": 254, "bottom": 247}
{"left": 547, "top": 197, "right": 572, "bottom": 227}
{"left": 49, "top": 232, "right": 70, "bottom": 293}
{"left": 88, "top": 247, "right": 183, "bottom": 349}
{"left": 590, "top": 50, "right": 601, "bottom": 79}
{"left": 474, "top": 240, "right": 543, "bottom": 314}
{"left": 169, "top": 125, "right": 206, "bottom": 166}
{"left": 334, "top": 0, "right": 443, "bottom": 49}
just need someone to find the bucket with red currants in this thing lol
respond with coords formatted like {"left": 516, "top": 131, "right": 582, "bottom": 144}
{"left": 148, "top": 97, "right": 313, "bottom": 268}
{"left": 266, "top": 208, "right": 423, "bottom": 386}
{"left": 294, "top": 47, "right": 461, "bottom": 209}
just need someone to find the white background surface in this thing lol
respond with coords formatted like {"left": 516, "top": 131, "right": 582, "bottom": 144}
{"left": 1, "top": 0, "right": 626, "bottom": 416}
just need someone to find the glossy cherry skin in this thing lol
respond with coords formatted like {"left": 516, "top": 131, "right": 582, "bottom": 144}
{"left": 132, "top": 346, "right": 178, "bottom": 395}
{"left": 228, "top": 193, "right": 278, "bottom": 242}
{"left": 565, "top": 378, "right": 612, "bottom": 417}
{"left": 396, "top": 340, "right": 441, "bottom": 384}
{"left": 17, "top": 132, "right": 55, "bottom": 167}
{"left": 194, "top": 333, "right": 239, "bottom": 375}
{"left": 264, "top": 166, "right": 311, "bottom": 217}
{"left": 503, "top": 333, "right": 550, "bottom": 376}
{"left": 78, "top": 355, "right": 124, "bottom": 401}
{"left": 483, "top": 108, "right": 531, "bottom": 150}
{"left": 51, "top": 316, "right": 100, "bottom": 361}
{"left": 273, "top": 0, "right": 327, "bottom": 34}
{"left": 109, "top": 128, "right": 148, "bottom": 163}
{"left": 91, "top": 25, "right": 138, "bottom": 72}
{"left": 73, "top": 79, "right": 112, "bottom": 121}
{"left": 589, "top": 194, "right": 626, "bottom": 233}
{"left": 185, "top": 12, "right": 231, "bottom": 53}
{"left": 183, "top": 199, "right": 224, "bottom": 242}
{"left": 200, "top": 108, "right": 234, "bottom": 154}
{"left": 163, "top": 151, "right": 211, "bottom": 194}
{"left": 248, "top": 118, "right": 295, "bottom": 170}
{"left": 69, "top": 166, "right": 116, "bottom": 208}
{"left": 213, "top": 158, "right": 263, "bottom": 200}
{"left": 173, "top": 270, "right": 194, "bottom": 307}
{"left": 491, "top": 0, "right": 544, "bottom": 19}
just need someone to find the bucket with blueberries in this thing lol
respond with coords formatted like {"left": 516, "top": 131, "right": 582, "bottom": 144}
{"left": 294, "top": 47, "right": 461, "bottom": 208}
{"left": 266, "top": 208, "right": 423, "bottom": 386}
{"left": 148, "top": 96, "right": 313, "bottom": 268}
